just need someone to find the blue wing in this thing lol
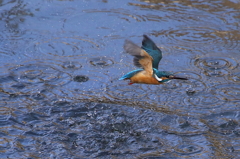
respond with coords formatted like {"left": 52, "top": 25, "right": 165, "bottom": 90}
{"left": 141, "top": 35, "right": 162, "bottom": 69}
{"left": 119, "top": 69, "right": 143, "bottom": 80}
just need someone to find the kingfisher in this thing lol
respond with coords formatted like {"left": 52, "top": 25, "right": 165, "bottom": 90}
{"left": 119, "top": 35, "right": 188, "bottom": 85}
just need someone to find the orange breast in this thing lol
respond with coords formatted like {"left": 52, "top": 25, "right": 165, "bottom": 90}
{"left": 130, "top": 72, "right": 162, "bottom": 85}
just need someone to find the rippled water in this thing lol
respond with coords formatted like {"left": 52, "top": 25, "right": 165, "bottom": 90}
{"left": 0, "top": 0, "right": 239, "bottom": 158}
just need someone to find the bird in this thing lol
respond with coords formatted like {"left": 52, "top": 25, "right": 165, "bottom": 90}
{"left": 119, "top": 35, "right": 188, "bottom": 85}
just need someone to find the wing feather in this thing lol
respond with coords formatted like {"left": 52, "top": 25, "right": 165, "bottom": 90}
{"left": 141, "top": 35, "right": 162, "bottom": 69}
{"left": 124, "top": 39, "right": 153, "bottom": 75}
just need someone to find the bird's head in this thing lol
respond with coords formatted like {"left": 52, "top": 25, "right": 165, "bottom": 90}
{"left": 153, "top": 69, "right": 188, "bottom": 83}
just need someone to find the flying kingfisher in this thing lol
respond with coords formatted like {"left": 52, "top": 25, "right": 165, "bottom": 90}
{"left": 119, "top": 35, "right": 188, "bottom": 85}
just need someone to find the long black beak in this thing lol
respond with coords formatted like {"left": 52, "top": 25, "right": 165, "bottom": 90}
{"left": 169, "top": 76, "right": 188, "bottom": 80}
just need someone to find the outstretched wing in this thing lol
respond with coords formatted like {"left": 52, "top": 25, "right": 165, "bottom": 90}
{"left": 124, "top": 39, "right": 153, "bottom": 75}
{"left": 141, "top": 35, "right": 162, "bottom": 69}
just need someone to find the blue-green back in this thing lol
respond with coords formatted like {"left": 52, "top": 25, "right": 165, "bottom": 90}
{"left": 141, "top": 35, "right": 162, "bottom": 69}
{"left": 119, "top": 69, "right": 143, "bottom": 80}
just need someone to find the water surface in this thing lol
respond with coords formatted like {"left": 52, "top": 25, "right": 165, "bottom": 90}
{"left": 0, "top": 0, "right": 239, "bottom": 158}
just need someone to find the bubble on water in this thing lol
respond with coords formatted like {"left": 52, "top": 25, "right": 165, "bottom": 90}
{"left": 89, "top": 57, "right": 114, "bottom": 67}
{"left": 194, "top": 57, "right": 238, "bottom": 77}
{"left": 185, "top": 84, "right": 196, "bottom": 96}
{"left": 62, "top": 61, "right": 82, "bottom": 69}
{"left": 186, "top": 87, "right": 196, "bottom": 96}
{"left": 203, "top": 68, "right": 229, "bottom": 77}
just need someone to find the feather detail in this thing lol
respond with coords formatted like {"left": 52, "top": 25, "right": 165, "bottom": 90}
{"left": 123, "top": 39, "right": 153, "bottom": 75}
{"left": 141, "top": 35, "right": 162, "bottom": 69}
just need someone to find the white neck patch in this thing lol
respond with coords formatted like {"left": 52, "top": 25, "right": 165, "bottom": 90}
{"left": 154, "top": 74, "right": 162, "bottom": 81}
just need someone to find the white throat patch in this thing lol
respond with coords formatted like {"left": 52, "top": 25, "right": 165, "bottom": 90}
{"left": 154, "top": 74, "right": 162, "bottom": 81}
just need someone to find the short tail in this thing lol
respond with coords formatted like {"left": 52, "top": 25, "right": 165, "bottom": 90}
{"left": 119, "top": 76, "right": 128, "bottom": 80}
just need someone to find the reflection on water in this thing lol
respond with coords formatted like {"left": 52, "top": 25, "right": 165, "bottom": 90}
{"left": 0, "top": 0, "right": 239, "bottom": 158}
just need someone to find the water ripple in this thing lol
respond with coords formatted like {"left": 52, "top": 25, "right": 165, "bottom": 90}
{"left": 194, "top": 56, "right": 238, "bottom": 77}
{"left": 228, "top": 72, "right": 240, "bottom": 83}
{"left": 84, "top": 9, "right": 147, "bottom": 22}
{"left": 183, "top": 93, "right": 226, "bottom": 109}
{"left": 160, "top": 115, "right": 207, "bottom": 136}
{"left": 0, "top": 30, "right": 31, "bottom": 57}
{"left": 9, "top": 63, "right": 71, "bottom": 86}
{"left": 105, "top": 80, "right": 148, "bottom": 102}
{"left": 163, "top": 27, "right": 220, "bottom": 44}
{"left": 61, "top": 61, "right": 82, "bottom": 70}
{"left": 175, "top": 144, "right": 203, "bottom": 155}
{"left": 89, "top": 57, "right": 114, "bottom": 67}
{"left": 0, "top": 61, "right": 72, "bottom": 100}
{"left": 202, "top": 111, "right": 240, "bottom": 135}
{"left": 102, "top": 70, "right": 212, "bottom": 115}
{"left": 25, "top": 36, "right": 102, "bottom": 57}
{"left": 152, "top": 27, "right": 239, "bottom": 51}
{"left": 212, "top": 84, "right": 240, "bottom": 101}
{"left": 163, "top": 75, "right": 206, "bottom": 96}
{"left": 50, "top": 69, "right": 109, "bottom": 102}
